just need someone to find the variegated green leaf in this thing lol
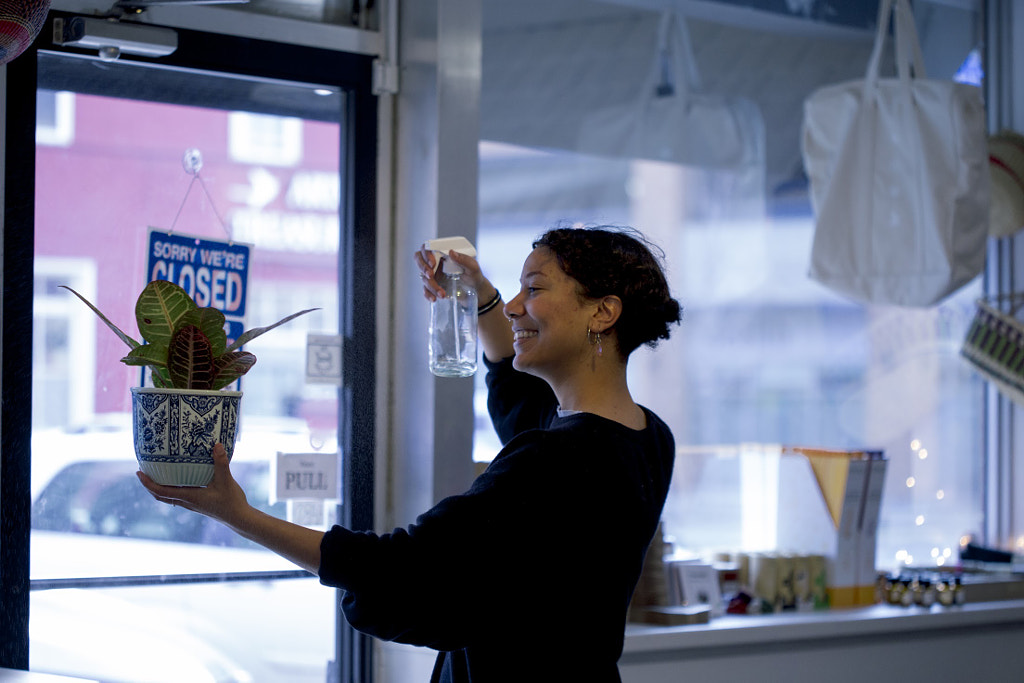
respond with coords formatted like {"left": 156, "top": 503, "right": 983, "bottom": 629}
{"left": 151, "top": 366, "right": 172, "bottom": 388}
{"left": 168, "top": 324, "right": 215, "bottom": 390}
{"left": 122, "top": 342, "right": 169, "bottom": 367}
{"left": 225, "top": 308, "right": 318, "bottom": 353}
{"left": 180, "top": 307, "right": 228, "bottom": 357}
{"left": 136, "top": 280, "right": 196, "bottom": 346}
{"left": 212, "top": 351, "right": 257, "bottom": 390}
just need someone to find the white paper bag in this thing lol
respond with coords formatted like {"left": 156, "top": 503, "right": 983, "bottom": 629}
{"left": 802, "top": 0, "right": 989, "bottom": 307}
{"left": 577, "top": 11, "right": 763, "bottom": 170}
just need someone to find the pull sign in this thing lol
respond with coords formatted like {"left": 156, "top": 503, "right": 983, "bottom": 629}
{"left": 274, "top": 452, "right": 340, "bottom": 503}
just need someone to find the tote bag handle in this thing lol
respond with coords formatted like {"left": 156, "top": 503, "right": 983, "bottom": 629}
{"left": 863, "top": 0, "right": 927, "bottom": 93}
{"left": 648, "top": 10, "right": 703, "bottom": 102}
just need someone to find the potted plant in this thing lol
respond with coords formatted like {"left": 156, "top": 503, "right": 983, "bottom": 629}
{"left": 63, "top": 279, "right": 316, "bottom": 486}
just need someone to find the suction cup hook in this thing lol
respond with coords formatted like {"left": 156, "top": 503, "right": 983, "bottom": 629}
{"left": 173, "top": 147, "right": 232, "bottom": 243}
{"left": 182, "top": 148, "right": 203, "bottom": 176}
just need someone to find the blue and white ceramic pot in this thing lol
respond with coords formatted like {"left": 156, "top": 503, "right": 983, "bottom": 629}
{"left": 130, "top": 387, "right": 242, "bottom": 486}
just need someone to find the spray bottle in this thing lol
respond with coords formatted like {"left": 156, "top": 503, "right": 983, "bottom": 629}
{"left": 425, "top": 236, "right": 478, "bottom": 377}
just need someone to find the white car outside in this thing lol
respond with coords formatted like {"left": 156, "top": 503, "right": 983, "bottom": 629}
{"left": 29, "top": 416, "right": 338, "bottom": 683}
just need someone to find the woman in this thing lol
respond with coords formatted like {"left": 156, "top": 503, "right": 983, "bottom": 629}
{"left": 139, "top": 225, "right": 682, "bottom": 682}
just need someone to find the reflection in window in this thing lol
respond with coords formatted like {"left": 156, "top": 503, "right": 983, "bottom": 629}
{"left": 476, "top": 141, "right": 984, "bottom": 575}
{"left": 33, "top": 258, "right": 97, "bottom": 429}
{"left": 36, "top": 90, "right": 75, "bottom": 146}
{"left": 32, "top": 459, "right": 282, "bottom": 548}
{"left": 228, "top": 111, "right": 303, "bottom": 166}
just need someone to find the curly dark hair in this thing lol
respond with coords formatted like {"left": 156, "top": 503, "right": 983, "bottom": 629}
{"left": 533, "top": 225, "right": 682, "bottom": 358}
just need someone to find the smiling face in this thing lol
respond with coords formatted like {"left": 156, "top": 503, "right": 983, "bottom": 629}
{"left": 504, "top": 247, "right": 595, "bottom": 381}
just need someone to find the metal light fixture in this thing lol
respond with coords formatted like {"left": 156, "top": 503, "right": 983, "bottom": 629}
{"left": 53, "top": 16, "right": 177, "bottom": 61}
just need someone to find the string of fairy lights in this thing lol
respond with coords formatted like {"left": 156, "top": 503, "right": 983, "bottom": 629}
{"left": 893, "top": 438, "right": 957, "bottom": 569}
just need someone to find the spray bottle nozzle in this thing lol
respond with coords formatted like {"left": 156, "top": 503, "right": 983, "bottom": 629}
{"left": 425, "top": 236, "right": 477, "bottom": 276}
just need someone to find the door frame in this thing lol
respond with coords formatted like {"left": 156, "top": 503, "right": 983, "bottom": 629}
{"left": 0, "top": 13, "right": 377, "bottom": 682}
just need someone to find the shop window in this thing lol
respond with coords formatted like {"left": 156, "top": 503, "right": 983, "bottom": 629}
{"left": 474, "top": 141, "right": 985, "bottom": 575}
{"left": 474, "top": 0, "right": 987, "bottom": 585}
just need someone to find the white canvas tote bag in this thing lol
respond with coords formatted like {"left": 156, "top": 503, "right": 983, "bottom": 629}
{"left": 802, "top": 0, "right": 989, "bottom": 307}
{"left": 577, "top": 10, "right": 763, "bottom": 170}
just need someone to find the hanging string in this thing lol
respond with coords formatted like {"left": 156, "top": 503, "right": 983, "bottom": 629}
{"left": 987, "top": 291, "right": 1024, "bottom": 315}
{"left": 167, "top": 173, "right": 198, "bottom": 237}
{"left": 167, "top": 148, "right": 234, "bottom": 244}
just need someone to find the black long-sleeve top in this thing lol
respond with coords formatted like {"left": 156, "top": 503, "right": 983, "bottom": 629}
{"left": 318, "top": 356, "right": 675, "bottom": 682}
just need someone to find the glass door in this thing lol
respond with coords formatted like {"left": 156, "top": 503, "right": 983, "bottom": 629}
{"left": 18, "top": 20, "right": 376, "bottom": 683}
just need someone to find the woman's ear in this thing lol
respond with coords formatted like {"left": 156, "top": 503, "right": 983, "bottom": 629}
{"left": 591, "top": 295, "right": 623, "bottom": 334}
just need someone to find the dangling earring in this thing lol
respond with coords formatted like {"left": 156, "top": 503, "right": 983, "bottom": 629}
{"left": 588, "top": 326, "right": 603, "bottom": 357}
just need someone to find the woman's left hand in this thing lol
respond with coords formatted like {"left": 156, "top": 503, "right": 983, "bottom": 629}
{"left": 414, "top": 246, "right": 497, "bottom": 304}
{"left": 137, "top": 442, "right": 325, "bottom": 575}
{"left": 136, "top": 442, "right": 250, "bottom": 527}
{"left": 414, "top": 246, "right": 446, "bottom": 302}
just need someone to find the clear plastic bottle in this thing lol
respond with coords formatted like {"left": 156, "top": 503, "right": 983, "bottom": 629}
{"left": 427, "top": 237, "right": 478, "bottom": 377}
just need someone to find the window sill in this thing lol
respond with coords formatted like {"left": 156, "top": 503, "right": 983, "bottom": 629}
{"left": 620, "top": 600, "right": 1024, "bottom": 682}
{"left": 623, "top": 599, "right": 1024, "bottom": 653}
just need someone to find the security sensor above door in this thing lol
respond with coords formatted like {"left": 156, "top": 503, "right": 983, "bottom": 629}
{"left": 54, "top": 17, "right": 177, "bottom": 60}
